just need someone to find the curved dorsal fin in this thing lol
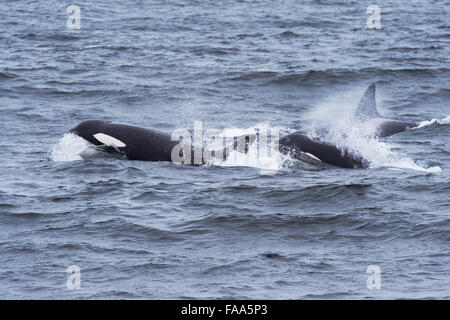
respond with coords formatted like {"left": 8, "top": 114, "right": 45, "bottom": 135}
{"left": 355, "top": 84, "right": 382, "bottom": 121}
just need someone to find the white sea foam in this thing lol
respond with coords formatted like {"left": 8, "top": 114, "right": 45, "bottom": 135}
{"left": 50, "top": 133, "right": 97, "bottom": 162}
{"left": 50, "top": 110, "right": 444, "bottom": 173}
{"left": 203, "top": 123, "right": 292, "bottom": 174}
{"left": 303, "top": 93, "right": 442, "bottom": 173}
{"left": 416, "top": 115, "right": 450, "bottom": 128}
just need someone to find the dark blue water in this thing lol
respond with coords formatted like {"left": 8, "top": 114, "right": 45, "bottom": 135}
{"left": 0, "top": 0, "right": 449, "bottom": 299}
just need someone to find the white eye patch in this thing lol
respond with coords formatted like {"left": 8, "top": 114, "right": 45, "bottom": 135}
{"left": 93, "top": 133, "right": 126, "bottom": 148}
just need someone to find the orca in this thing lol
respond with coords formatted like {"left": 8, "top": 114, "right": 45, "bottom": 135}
{"left": 353, "top": 84, "right": 418, "bottom": 137}
{"left": 69, "top": 120, "right": 254, "bottom": 163}
{"left": 68, "top": 84, "right": 418, "bottom": 169}
{"left": 279, "top": 132, "right": 366, "bottom": 168}
{"left": 278, "top": 84, "right": 419, "bottom": 168}
{"left": 70, "top": 120, "right": 178, "bottom": 161}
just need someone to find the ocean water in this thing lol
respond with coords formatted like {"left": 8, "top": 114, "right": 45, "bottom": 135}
{"left": 0, "top": 0, "right": 449, "bottom": 299}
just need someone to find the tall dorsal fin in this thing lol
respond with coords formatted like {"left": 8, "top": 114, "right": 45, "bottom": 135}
{"left": 354, "top": 84, "right": 382, "bottom": 121}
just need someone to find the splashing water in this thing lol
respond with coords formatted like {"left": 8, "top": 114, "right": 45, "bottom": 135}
{"left": 303, "top": 93, "right": 443, "bottom": 173}
{"left": 415, "top": 115, "right": 450, "bottom": 129}
{"left": 50, "top": 133, "right": 97, "bottom": 162}
{"left": 50, "top": 113, "right": 444, "bottom": 172}
{"left": 203, "top": 123, "right": 293, "bottom": 174}
{"left": 50, "top": 126, "right": 292, "bottom": 173}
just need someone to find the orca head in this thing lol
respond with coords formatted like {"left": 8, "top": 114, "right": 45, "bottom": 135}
{"left": 69, "top": 120, "right": 109, "bottom": 145}
{"left": 70, "top": 120, "right": 127, "bottom": 149}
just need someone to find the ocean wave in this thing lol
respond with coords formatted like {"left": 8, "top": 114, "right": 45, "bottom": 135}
{"left": 270, "top": 68, "right": 449, "bottom": 86}
{"left": 225, "top": 68, "right": 449, "bottom": 86}
{"left": 46, "top": 34, "right": 82, "bottom": 41}
{"left": 80, "top": 44, "right": 142, "bottom": 51}
{"left": 0, "top": 71, "right": 17, "bottom": 79}
{"left": 416, "top": 115, "right": 450, "bottom": 128}
{"left": 15, "top": 85, "right": 128, "bottom": 97}
{"left": 169, "top": 210, "right": 414, "bottom": 239}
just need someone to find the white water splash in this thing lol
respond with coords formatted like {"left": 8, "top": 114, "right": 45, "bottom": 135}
{"left": 50, "top": 133, "right": 97, "bottom": 162}
{"left": 50, "top": 113, "right": 444, "bottom": 173}
{"left": 304, "top": 92, "right": 442, "bottom": 173}
{"left": 203, "top": 123, "right": 292, "bottom": 174}
{"left": 415, "top": 115, "right": 450, "bottom": 128}
{"left": 345, "top": 134, "right": 441, "bottom": 172}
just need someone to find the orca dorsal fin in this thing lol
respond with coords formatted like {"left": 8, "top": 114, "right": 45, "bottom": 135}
{"left": 355, "top": 84, "right": 382, "bottom": 121}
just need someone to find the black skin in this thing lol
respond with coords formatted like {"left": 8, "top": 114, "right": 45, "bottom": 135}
{"left": 70, "top": 120, "right": 177, "bottom": 161}
{"left": 279, "top": 131, "right": 366, "bottom": 169}
{"left": 70, "top": 119, "right": 417, "bottom": 169}
{"left": 278, "top": 81, "right": 419, "bottom": 168}
{"left": 279, "top": 120, "right": 418, "bottom": 169}
{"left": 376, "top": 120, "right": 418, "bottom": 138}
{"left": 70, "top": 120, "right": 250, "bottom": 164}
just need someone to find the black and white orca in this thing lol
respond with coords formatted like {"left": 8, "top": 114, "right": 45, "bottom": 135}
{"left": 69, "top": 84, "right": 419, "bottom": 169}
{"left": 279, "top": 84, "right": 419, "bottom": 168}
{"left": 69, "top": 120, "right": 253, "bottom": 164}
{"left": 353, "top": 84, "right": 418, "bottom": 137}
{"left": 70, "top": 120, "right": 177, "bottom": 161}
